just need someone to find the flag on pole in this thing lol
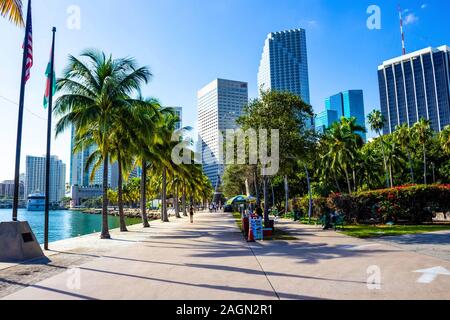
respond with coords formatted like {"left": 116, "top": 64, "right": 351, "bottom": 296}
{"left": 44, "top": 50, "right": 56, "bottom": 109}
{"left": 23, "top": 1, "right": 33, "bottom": 83}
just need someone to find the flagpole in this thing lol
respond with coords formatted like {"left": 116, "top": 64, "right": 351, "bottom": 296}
{"left": 44, "top": 27, "right": 57, "bottom": 251}
{"left": 12, "top": 0, "right": 32, "bottom": 222}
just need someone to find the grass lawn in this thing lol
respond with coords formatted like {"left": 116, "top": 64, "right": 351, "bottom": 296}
{"left": 340, "top": 224, "right": 450, "bottom": 238}
{"left": 231, "top": 212, "right": 297, "bottom": 241}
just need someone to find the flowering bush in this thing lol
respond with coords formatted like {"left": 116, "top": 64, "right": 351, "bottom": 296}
{"left": 327, "top": 185, "right": 450, "bottom": 224}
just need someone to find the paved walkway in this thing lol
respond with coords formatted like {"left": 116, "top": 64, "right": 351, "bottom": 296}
{"left": 2, "top": 212, "right": 450, "bottom": 300}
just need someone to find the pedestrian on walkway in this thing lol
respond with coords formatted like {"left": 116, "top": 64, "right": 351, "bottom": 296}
{"left": 190, "top": 206, "right": 194, "bottom": 223}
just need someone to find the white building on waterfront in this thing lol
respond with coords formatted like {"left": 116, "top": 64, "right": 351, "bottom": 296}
{"left": 25, "top": 155, "right": 66, "bottom": 204}
{"left": 197, "top": 79, "right": 248, "bottom": 187}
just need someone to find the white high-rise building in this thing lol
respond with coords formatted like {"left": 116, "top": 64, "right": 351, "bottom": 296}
{"left": 258, "top": 29, "right": 311, "bottom": 104}
{"left": 198, "top": 79, "right": 248, "bottom": 187}
{"left": 25, "top": 155, "right": 66, "bottom": 204}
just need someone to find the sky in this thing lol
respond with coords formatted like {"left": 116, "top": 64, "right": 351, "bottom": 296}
{"left": 0, "top": 0, "right": 449, "bottom": 182}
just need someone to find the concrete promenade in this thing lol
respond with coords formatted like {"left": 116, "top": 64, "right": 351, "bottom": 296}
{"left": 2, "top": 212, "right": 450, "bottom": 300}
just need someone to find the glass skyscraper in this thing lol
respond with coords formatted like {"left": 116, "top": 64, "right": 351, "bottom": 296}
{"left": 316, "top": 90, "right": 367, "bottom": 141}
{"left": 378, "top": 46, "right": 450, "bottom": 134}
{"left": 257, "top": 29, "right": 310, "bottom": 104}
{"left": 70, "top": 126, "right": 118, "bottom": 189}
{"left": 198, "top": 79, "right": 248, "bottom": 188}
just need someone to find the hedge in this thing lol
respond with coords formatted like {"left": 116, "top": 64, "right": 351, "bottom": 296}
{"left": 327, "top": 185, "right": 450, "bottom": 224}
{"left": 296, "top": 196, "right": 329, "bottom": 218}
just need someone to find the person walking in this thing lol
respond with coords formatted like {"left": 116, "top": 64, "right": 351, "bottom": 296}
{"left": 189, "top": 206, "right": 194, "bottom": 223}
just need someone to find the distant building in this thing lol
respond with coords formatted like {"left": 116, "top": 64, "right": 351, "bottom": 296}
{"left": 71, "top": 185, "right": 103, "bottom": 207}
{"left": 25, "top": 155, "right": 66, "bottom": 204}
{"left": 0, "top": 180, "right": 24, "bottom": 199}
{"left": 258, "top": 28, "right": 310, "bottom": 103}
{"left": 316, "top": 90, "right": 367, "bottom": 141}
{"left": 378, "top": 46, "right": 450, "bottom": 134}
{"left": 169, "top": 106, "right": 183, "bottom": 130}
{"left": 198, "top": 79, "right": 248, "bottom": 187}
{"left": 70, "top": 126, "right": 118, "bottom": 189}
{"left": 257, "top": 28, "right": 313, "bottom": 128}
{"left": 315, "top": 110, "right": 339, "bottom": 134}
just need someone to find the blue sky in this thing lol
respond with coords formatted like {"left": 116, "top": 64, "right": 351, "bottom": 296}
{"left": 0, "top": 0, "right": 449, "bottom": 182}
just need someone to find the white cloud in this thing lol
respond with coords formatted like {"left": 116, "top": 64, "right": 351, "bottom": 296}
{"left": 404, "top": 13, "right": 419, "bottom": 25}
{"left": 421, "top": 4, "right": 428, "bottom": 9}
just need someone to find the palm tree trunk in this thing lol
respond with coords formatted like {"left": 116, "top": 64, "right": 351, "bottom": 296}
{"left": 344, "top": 168, "right": 352, "bottom": 195}
{"left": 101, "top": 155, "right": 111, "bottom": 239}
{"left": 334, "top": 172, "right": 342, "bottom": 193}
{"left": 117, "top": 153, "right": 127, "bottom": 232}
{"left": 271, "top": 178, "right": 275, "bottom": 208}
{"left": 352, "top": 169, "right": 357, "bottom": 192}
{"left": 423, "top": 145, "right": 427, "bottom": 184}
{"left": 182, "top": 183, "right": 187, "bottom": 216}
{"left": 140, "top": 160, "right": 150, "bottom": 228}
{"left": 284, "top": 175, "right": 289, "bottom": 213}
{"left": 162, "top": 167, "right": 169, "bottom": 222}
{"left": 379, "top": 134, "right": 391, "bottom": 188}
{"left": 263, "top": 176, "right": 269, "bottom": 228}
{"left": 389, "top": 164, "right": 394, "bottom": 188}
{"left": 254, "top": 168, "right": 260, "bottom": 207}
{"left": 175, "top": 182, "right": 181, "bottom": 218}
{"left": 407, "top": 151, "right": 415, "bottom": 183}
{"left": 304, "top": 164, "right": 313, "bottom": 224}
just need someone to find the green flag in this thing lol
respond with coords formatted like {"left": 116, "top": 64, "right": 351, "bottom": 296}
{"left": 43, "top": 55, "right": 56, "bottom": 109}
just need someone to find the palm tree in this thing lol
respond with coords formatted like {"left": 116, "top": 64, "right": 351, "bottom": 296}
{"left": 1, "top": 0, "right": 24, "bottom": 26}
{"left": 384, "top": 137, "right": 405, "bottom": 188}
{"left": 440, "top": 126, "right": 450, "bottom": 155}
{"left": 368, "top": 110, "right": 390, "bottom": 188}
{"left": 55, "top": 49, "right": 151, "bottom": 239}
{"left": 413, "top": 119, "right": 433, "bottom": 184}
{"left": 394, "top": 124, "right": 415, "bottom": 183}
{"left": 151, "top": 111, "right": 188, "bottom": 223}
{"left": 109, "top": 110, "right": 140, "bottom": 232}
{"left": 131, "top": 97, "right": 162, "bottom": 228}
{"left": 324, "top": 118, "right": 364, "bottom": 194}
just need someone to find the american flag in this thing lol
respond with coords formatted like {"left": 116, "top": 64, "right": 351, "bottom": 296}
{"left": 23, "top": 1, "right": 33, "bottom": 83}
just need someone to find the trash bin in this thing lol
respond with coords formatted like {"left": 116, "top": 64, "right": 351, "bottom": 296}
{"left": 242, "top": 216, "right": 249, "bottom": 237}
{"left": 266, "top": 219, "right": 275, "bottom": 231}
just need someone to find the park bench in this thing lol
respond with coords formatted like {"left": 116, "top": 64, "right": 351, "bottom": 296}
{"left": 332, "top": 215, "right": 345, "bottom": 230}
{"left": 318, "top": 214, "right": 345, "bottom": 231}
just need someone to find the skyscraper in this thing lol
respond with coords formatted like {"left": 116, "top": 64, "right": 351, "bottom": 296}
{"left": 378, "top": 46, "right": 450, "bottom": 134}
{"left": 257, "top": 29, "right": 310, "bottom": 104}
{"left": 172, "top": 107, "right": 183, "bottom": 130}
{"left": 198, "top": 79, "right": 248, "bottom": 187}
{"left": 70, "top": 126, "right": 118, "bottom": 189}
{"left": 316, "top": 90, "right": 367, "bottom": 141}
{"left": 25, "top": 155, "right": 66, "bottom": 204}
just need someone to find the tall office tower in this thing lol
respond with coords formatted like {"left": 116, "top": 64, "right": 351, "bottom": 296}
{"left": 70, "top": 126, "right": 118, "bottom": 189}
{"left": 258, "top": 29, "right": 310, "bottom": 104}
{"left": 378, "top": 46, "right": 450, "bottom": 134}
{"left": 198, "top": 79, "right": 248, "bottom": 187}
{"left": 316, "top": 90, "right": 367, "bottom": 141}
{"left": 25, "top": 155, "right": 66, "bottom": 204}
{"left": 171, "top": 107, "right": 183, "bottom": 130}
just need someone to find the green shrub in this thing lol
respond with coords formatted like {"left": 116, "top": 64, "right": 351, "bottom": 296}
{"left": 328, "top": 185, "right": 450, "bottom": 224}
{"left": 297, "top": 196, "right": 329, "bottom": 218}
